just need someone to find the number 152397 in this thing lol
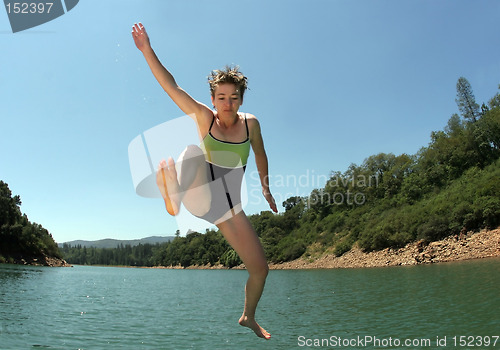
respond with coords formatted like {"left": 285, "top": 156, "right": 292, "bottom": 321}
{"left": 5, "top": 2, "right": 54, "bottom": 14}
{"left": 452, "top": 336, "right": 499, "bottom": 347}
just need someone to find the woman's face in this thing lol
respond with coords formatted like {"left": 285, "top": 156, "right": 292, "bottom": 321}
{"left": 212, "top": 83, "right": 242, "bottom": 118}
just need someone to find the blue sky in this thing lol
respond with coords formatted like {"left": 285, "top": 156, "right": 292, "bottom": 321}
{"left": 1, "top": 0, "right": 499, "bottom": 243}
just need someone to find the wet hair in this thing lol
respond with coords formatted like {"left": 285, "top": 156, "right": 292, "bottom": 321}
{"left": 208, "top": 65, "right": 248, "bottom": 99}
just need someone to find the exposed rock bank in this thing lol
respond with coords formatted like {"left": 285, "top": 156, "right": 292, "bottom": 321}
{"left": 5, "top": 255, "right": 71, "bottom": 267}
{"left": 269, "top": 228, "right": 500, "bottom": 269}
{"left": 153, "top": 263, "right": 228, "bottom": 270}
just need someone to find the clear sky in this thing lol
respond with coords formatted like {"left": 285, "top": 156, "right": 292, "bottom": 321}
{"left": 1, "top": 0, "right": 499, "bottom": 243}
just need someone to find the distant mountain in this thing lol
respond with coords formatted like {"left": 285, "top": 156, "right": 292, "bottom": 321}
{"left": 59, "top": 236, "right": 175, "bottom": 249}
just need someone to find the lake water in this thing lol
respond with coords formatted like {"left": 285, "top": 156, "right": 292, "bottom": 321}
{"left": 1, "top": 258, "right": 499, "bottom": 350}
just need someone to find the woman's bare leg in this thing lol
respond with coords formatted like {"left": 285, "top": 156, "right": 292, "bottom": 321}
{"left": 216, "top": 212, "right": 270, "bottom": 339}
{"left": 156, "top": 145, "right": 211, "bottom": 217}
{"left": 156, "top": 157, "right": 180, "bottom": 216}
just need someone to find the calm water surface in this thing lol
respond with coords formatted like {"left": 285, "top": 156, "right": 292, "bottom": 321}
{"left": 0, "top": 258, "right": 499, "bottom": 349}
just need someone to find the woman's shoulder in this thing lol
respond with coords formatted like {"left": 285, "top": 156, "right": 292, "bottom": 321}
{"left": 242, "top": 112, "right": 262, "bottom": 140}
{"left": 243, "top": 112, "right": 260, "bottom": 129}
{"left": 243, "top": 112, "right": 260, "bottom": 126}
{"left": 195, "top": 107, "right": 215, "bottom": 135}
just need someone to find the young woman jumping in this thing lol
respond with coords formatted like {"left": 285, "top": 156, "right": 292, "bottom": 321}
{"left": 132, "top": 22, "right": 277, "bottom": 340}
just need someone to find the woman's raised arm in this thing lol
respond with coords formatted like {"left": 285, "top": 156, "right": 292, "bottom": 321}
{"left": 132, "top": 23, "right": 211, "bottom": 124}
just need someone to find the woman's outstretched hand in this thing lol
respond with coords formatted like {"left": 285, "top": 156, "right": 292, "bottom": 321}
{"left": 131, "top": 22, "right": 151, "bottom": 52}
{"left": 263, "top": 190, "right": 278, "bottom": 213}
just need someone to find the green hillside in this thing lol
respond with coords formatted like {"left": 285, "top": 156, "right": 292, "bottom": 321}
{"left": 251, "top": 77, "right": 500, "bottom": 262}
{"left": 0, "top": 181, "right": 64, "bottom": 265}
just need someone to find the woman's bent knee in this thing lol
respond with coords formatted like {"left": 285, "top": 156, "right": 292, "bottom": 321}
{"left": 249, "top": 262, "right": 269, "bottom": 280}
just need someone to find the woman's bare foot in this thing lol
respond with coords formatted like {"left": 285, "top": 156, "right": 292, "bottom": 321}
{"left": 156, "top": 157, "right": 180, "bottom": 216}
{"left": 239, "top": 315, "right": 271, "bottom": 339}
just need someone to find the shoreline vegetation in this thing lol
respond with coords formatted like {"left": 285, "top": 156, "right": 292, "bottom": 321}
{"left": 54, "top": 226, "right": 500, "bottom": 271}
{"left": 0, "top": 180, "right": 70, "bottom": 267}
{"left": 2, "top": 77, "right": 500, "bottom": 270}
{"left": 149, "top": 227, "right": 500, "bottom": 270}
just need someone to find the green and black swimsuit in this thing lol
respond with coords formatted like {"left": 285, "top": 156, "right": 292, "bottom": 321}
{"left": 195, "top": 113, "right": 251, "bottom": 224}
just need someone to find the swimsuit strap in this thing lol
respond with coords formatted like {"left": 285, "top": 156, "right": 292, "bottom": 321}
{"left": 209, "top": 114, "right": 216, "bottom": 133}
{"left": 244, "top": 113, "right": 249, "bottom": 139}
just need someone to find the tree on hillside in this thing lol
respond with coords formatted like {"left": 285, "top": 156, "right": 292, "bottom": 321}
{"left": 456, "top": 77, "right": 480, "bottom": 122}
{"left": 489, "top": 85, "right": 500, "bottom": 109}
{"left": 0, "top": 181, "right": 62, "bottom": 261}
{"left": 283, "top": 196, "right": 303, "bottom": 212}
{"left": 0, "top": 181, "right": 22, "bottom": 226}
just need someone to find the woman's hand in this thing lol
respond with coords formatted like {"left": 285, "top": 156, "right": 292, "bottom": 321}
{"left": 263, "top": 190, "right": 278, "bottom": 213}
{"left": 131, "top": 22, "right": 151, "bottom": 52}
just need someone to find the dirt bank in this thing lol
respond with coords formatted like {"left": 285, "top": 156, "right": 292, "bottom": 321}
{"left": 2, "top": 255, "right": 72, "bottom": 267}
{"left": 269, "top": 228, "right": 500, "bottom": 269}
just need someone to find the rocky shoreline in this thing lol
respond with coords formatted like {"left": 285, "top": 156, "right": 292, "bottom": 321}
{"left": 269, "top": 227, "right": 500, "bottom": 269}
{"left": 3, "top": 255, "right": 72, "bottom": 267}
{"left": 4, "top": 229, "right": 497, "bottom": 270}
{"left": 154, "top": 227, "right": 500, "bottom": 270}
